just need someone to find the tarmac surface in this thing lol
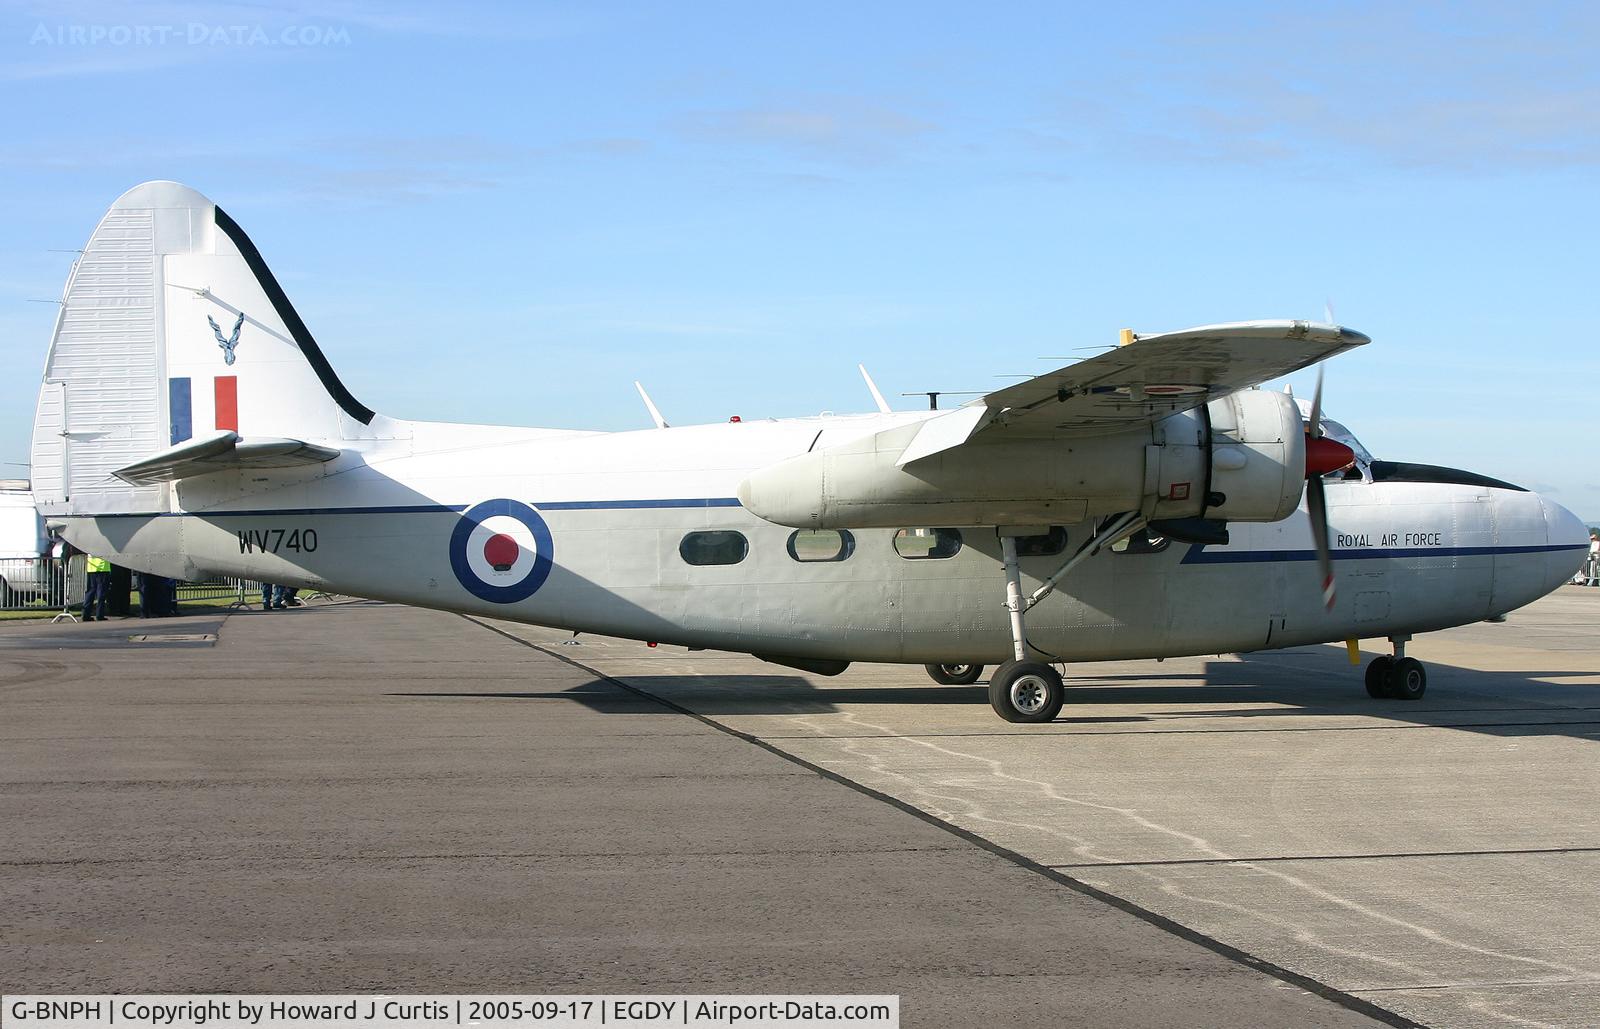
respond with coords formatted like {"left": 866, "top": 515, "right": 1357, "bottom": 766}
{"left": 4, "top": 589, "right": 1598, "bottom": 1027}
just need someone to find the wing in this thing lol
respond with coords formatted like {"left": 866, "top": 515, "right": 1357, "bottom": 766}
{"left": 207, "top": 315, "right": 225, "bottom": 343}
{"left": 228, "top": 312, "right": 244, "bottom": 346}
{"left": 897, "top": 320, "right": 1368, "bottom": 464}
{"left": 112, "top": 430, "right": 340, "bottom": 486}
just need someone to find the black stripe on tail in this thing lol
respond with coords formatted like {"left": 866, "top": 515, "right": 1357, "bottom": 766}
{"left": 213, "top": 206, "right": 376, "bottom": 425}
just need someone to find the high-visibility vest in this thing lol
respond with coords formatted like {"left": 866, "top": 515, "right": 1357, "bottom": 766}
{"left": 86, "top": 556, "right": 111, "bottom": 573}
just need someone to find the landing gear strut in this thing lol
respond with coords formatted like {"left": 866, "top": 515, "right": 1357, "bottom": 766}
{"left": 987, "top": 532, "right": 1069, "bottom": 722}
{"left": 984, "top": 517, "right": 1147, "bottom": 723}
{"left": 1364, "top": 634, "right": 1426, "bottom": 700}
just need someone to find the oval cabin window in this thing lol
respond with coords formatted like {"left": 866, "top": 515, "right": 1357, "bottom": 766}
{"left": 679, "top": 530, "right": 749, "bottom": 566}
{"left": 893, "top": 528, "right": 963, "bottom": 560}
{"left": 787, "top": 529, "right": 855, "bottom": 562}
{"left": 1111, "top": 529, "right": 1169, "bottom": 555}
{"left": 1014, "top": 526, "right": 1068, "bottom": 557}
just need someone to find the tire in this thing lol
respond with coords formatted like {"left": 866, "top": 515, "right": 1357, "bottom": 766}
{"left": 1364, "top": 656, "right": 1394, "bottom": 699}
{"left": 1386, "top": 657, "right": 1427, "bottom": 700}
{"left": 988, "top": 661, "right": 1064, "bottom": 723}
{"left": 925, "top": 662, "right": 984, "bottom": 686}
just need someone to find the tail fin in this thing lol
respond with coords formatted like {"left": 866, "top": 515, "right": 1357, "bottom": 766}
{"left": 30, "top": 181, "right": 379, "bottom": 515}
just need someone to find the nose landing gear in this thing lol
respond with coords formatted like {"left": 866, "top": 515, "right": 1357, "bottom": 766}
{"left": 1364, "top": 635, "right": 1427, "bottom": 700}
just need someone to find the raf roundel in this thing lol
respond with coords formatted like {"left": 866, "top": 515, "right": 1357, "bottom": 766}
{"left": 449, "top": 499, "right": 555, "bottom": 603}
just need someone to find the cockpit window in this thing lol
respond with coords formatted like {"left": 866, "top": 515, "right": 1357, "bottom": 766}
{"left": 1318, "top": 417, "right": 1373, "bottom": 478}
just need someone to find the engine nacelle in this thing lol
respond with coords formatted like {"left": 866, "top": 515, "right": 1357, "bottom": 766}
{"left": 1201, "top": 388, "right": 1306, "bottom": 523}
{"left": 737, "top": 389, "right": 1306, "bottom": 530}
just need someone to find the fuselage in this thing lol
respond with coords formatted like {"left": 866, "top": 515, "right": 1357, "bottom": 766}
{"left": 59, "top": 410, "right": 1589, "bottom": 665}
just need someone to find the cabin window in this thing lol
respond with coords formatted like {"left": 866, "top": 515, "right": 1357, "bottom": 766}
{"left": 1014, "top": 526, "right": 1069, "bottom": 557}
{"left": 1111, "top": 529, "right": 1169, "bottom": 555}
{"left": 679, "top": 530, "right": 749, "bottom": 566}
{"left": 893, "top": 527, "right": 963, "bottom": 560}
{"left": 787, "top": 529, "right": 855, "bottom": 562}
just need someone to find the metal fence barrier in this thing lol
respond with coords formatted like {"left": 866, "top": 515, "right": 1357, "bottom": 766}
{"left": 0, "top": 559, "right": 284, "bottom": 616}
{"left": 174, "top": 576, "right": 249, "bottom": 604}
{"left": 0, "top": 555, "right": 82, "bottom": 613}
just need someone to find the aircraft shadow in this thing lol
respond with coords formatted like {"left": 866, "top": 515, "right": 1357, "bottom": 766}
{"left": 441, "top": 646, "right": 1600, "bottom": 744}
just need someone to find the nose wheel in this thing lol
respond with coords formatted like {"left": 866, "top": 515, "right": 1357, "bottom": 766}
{"left": 1364, "top": 636, "right": 1427, "bottom": 700}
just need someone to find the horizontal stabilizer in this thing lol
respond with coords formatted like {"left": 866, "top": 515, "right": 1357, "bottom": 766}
{"left": 112, "top": 430, "right": 340, "bottom": 486}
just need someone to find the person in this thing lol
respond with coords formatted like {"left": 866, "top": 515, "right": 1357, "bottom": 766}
{"left": 155, "top": 575, "right": 179, "bottom": 616}
{"left": 83, "top": 554, "right": 111, "bottom": 621}
{"left": 137, "top": 573, "right": 161, "bottom": 617}
{"left": 259, "top": 582, "right": 282, "bottom": 610}
{"left": 1588, "top": 530, "right": 1599, "bottom": 587}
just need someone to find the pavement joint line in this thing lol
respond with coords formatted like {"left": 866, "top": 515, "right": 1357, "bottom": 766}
{"left": 463, "top": 614, "right": 1424, "bottom": 1029}
{"left": 1049, "top": 845, "right": 1600, "bottom": 869}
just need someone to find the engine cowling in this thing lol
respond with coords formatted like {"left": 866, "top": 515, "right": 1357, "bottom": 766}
{"left": 737, "top": 389, "right": 1306, "bottom": 530}
{"left": 1200, "top": 388, "right": 1307, "bottom": 523}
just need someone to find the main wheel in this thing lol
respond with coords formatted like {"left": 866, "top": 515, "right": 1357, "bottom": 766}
{"left": 988, "top": 661, "right": 1064, "bottom": 723}
{"left": 1386, "top": 657, "right": 1427, "bottom": 700}
{"left": 925, "top": 662, "right": 985, "bottom": 686}
{"left": 1364, "top": 656, "right": 1394, "bottom": 699}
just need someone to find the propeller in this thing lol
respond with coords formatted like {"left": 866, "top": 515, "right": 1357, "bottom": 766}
{"left": 1302, "top": 365, "right": 1356, "bottom": 610}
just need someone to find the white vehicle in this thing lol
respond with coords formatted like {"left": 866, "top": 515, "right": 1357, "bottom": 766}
{"left": 29, "top": 183, "right": 1591, "bottom": 721}
{"left": 0, "top": 479, "right": 49, "bottom": 598}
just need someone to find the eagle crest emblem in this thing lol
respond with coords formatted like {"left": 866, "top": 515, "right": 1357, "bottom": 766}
{"left": 208, "top": 312, "right": 244, "bottom": 365}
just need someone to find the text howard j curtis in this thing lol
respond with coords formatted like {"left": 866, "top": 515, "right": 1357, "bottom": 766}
{"left": 8, "top": 1000, "right": 452, "bottom": 1025}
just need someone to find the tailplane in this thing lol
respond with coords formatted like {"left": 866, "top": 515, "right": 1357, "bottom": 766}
{"left": 30, "top": 181, "right": 381, "bottom": 516}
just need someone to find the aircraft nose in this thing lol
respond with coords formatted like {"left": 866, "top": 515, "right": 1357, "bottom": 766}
{"left": 1541, "top": 495, "right": 1589, "bottom": 586}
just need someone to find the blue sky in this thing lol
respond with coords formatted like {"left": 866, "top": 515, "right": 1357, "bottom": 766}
{"left": 2, "top": 1, "right": 1597, "bottom": 518}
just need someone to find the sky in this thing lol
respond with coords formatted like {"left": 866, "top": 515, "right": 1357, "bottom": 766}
{"left": 1, "top": 1, "right": 1597, "bottom": 519}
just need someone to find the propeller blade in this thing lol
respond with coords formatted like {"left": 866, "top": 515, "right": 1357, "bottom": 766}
{"left": 1307, "top": 476, "right": 1336, "bottom": 610}
{"left": 1307, "top": 364, "right": 1325, "bottom": 439}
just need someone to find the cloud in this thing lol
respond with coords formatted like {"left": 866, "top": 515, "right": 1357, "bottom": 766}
{"left": 678, "top": 98, "right": 936, "bottom": 164}
{"left": 1035, "top": 4, "right": 1600, "bottom": 174}
{"left": 0, "top": 128, "right": 553, "bottom": 203}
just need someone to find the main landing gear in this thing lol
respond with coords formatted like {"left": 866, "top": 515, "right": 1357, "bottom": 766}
{"left": 1364, "top": 634, "right": 1427, "bottom": 700}
{"left": 989, "top": 660, "right": 1064, "bottom": 723}
{"left": 924, "top": 663, "right": 985, "bottom": 685}
{"left": 983, "top": 515, "right": 1146, "bottom": 723}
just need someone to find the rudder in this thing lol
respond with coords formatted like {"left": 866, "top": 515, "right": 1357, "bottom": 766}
{"left": 30, "top": 181, "right": 381, "bottom": 516}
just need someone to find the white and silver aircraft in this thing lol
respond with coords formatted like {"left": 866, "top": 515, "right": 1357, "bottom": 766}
{"left": 29, "top": 182, "right": 1590, "bottom": 722}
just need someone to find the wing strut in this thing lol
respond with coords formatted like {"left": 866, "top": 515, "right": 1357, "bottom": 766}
{"left": 1022, "top": 511, "right": 1147, "bottom": 612}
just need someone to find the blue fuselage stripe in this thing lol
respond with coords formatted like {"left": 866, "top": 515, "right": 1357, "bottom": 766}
{"left": 88, "top": 498, "right": 745, "bottom": 518}
{"left": 536, "top": 497, "right": 743, "bottom": 511}
{"left": 1181, "top": 543, "right": 1585, "bottom": 564}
